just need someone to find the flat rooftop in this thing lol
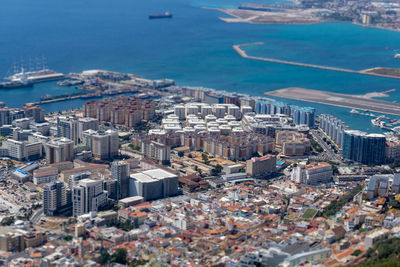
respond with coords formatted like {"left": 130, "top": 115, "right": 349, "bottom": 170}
{"left": 119, "top": 196, "right": 144, "bottom": 203}
{"left": 130, "top": 168, "right": 177, "bottom": 183}
{"left": 143, "top": 168, "right": 177, "bottom": 179}
{"left": 130, "top": 173, "right": 156, "bottom": 183}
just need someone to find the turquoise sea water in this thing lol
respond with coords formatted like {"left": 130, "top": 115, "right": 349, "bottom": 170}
{"left": 1, "top": 0, "right": 400, "bottom": 132}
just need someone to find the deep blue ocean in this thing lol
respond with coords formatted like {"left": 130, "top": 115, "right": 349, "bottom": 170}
{"left": 1, "top": 0, "right": 400, "bottom": 133}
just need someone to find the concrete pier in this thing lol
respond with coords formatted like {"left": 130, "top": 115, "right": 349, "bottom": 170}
{"left": 233, "top": 42, "right": 400, "bottom": 80}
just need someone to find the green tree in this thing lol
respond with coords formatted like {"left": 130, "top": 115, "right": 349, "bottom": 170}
{"left": 390, "top": 162, "right": 400, "bottom": 169}
{"left": 6, "top": 161, "right": 14, "bottom": 169}
{"left": 352, "top": 249, "right": 362, "bottom": 256}
{"left": 119, "top": 221, "right": 134, "bottom": 231}
{"left": 354, "top": 238, "right": 400, "bottom": 266}
{"left": 130, "top": 260, "right": 149, "bottom": 266}
{"left": 128, "top": 144, "right": 134, "bottom": 149}
{"left": 321, "top": 184, "right": 363, "bottom": 218}
{"left": 1, "top": 216, "right": 14, "bottom": 226}
{"left": 121, "top": 135, "right": 131, "bottom": 141}
{"left": 112, "top": 248, "right": 128, "bottom": 265}
{"left": 100, "top": 250, "right": 111, "bottom": 265}
{"left": 202, "top": 153, "right": 209, "bottom": 164}
{"left": 178, "top": 151, "right": 185, "bottom": 157}
{"left": 113, "top": 205, "right": 121, "bottom": 211}
{"left": 212, "top": 164, "right": 223, "bottom": 175}
{"left": 310, "top": 140, "right": 323, "bottom": 153}
{"left": 331, "top": 164, "right": 339, "bottom": 175}
{"left": 194, "top": 166, "right": 202, "bottom": 175}
{"left": 63, "top": 235, "right": 73, "bottom": 241}
{"left": 389, "top": 197, "right": 400, "bottom": 209}
{"left": 381, "top": 169, "right": 392, "bottom": 174}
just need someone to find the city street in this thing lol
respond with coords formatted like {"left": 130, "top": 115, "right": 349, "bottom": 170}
{"left": 311, "top": 129, "right": 341, "bottom": 162}
{"left": 31, "top": 208, "right": 43, "bottom": 224}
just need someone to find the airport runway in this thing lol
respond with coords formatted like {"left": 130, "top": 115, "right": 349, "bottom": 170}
{"left": 265, "top": 87, "right": 400, "bottom": 116}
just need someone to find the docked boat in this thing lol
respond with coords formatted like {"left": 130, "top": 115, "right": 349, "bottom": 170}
{"left": 371, "top": 118, "right": 380, "bottom": 126}
{"left": 80, "top": 93, "right": 102, "bottom": 99}
{"left": 57, "top": 79, "right": 84, "bottom": 86}
{"left": 0, "top": 66, "right": 33, "bottom": 89}
{"left": 40, "top": 94, "right": 53, "bottom": 101}
{"left": 137, "top": 93, "right": 150, "bottom": 99}
{"left": 149, "top": 12, "right": 173, "bottom": 19}
{"left": 4, "top": 57, "right": 64, "bottom": 85}
{"left": 0, "top": 80, "right": 33, "bottom": 89}
{"left": 7, "top": 69, "right": 65, "bottom": 83}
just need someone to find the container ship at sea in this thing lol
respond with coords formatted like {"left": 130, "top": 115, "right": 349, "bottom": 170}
{"left": 149, "top": 12, "right": 173, "bottom": 19}
{"left": 0, "top": 58, "right": 64, "bottom": 89}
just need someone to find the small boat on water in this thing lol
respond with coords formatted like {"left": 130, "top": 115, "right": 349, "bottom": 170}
{"left": 137, "top": 93, "right": 150, "bottom": 99}
{"left": 395, "top": 53, "right": 400, "bottom": 58}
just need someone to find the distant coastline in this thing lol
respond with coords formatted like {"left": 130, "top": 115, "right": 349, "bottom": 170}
{"left": 205, "top": 6, "right": 400, "bottom": 32}
{"left": 204, "top": 7, "right": 323, "bottom": 25}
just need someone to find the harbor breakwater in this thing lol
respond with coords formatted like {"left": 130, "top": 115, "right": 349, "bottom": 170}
{"left": 233, "top": 42, "right": 400, "bottom": 80}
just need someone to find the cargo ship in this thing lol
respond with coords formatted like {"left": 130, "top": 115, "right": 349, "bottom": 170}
{"left": 149, "top": 12, "right": 173, "bottom": 19}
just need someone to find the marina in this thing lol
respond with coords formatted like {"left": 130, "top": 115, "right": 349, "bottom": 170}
{"left": 25, "top": 86, "right": 139, "bottom": 106}
{"left": 348, "top": 109, "right": 400, "bottom": 131}
{"left": 23, "top": 70, "right": 165, "bottom": 106}
{"left": 370, "top": 116, "right": 399, "bottom": 131}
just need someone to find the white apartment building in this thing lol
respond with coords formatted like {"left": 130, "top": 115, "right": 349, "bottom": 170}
{"left": 3, "top": 139, "right": 43, "bottom": 161}
{"left": 73, "top": 179, "right": 108, "bottom": 217}
{"left": 291, "top": 162, "right": 332, "bottom": 185}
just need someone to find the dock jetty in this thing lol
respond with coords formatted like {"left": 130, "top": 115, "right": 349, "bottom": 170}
{"left": 233, "top": 42, "right": 400, "bottom": 80}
